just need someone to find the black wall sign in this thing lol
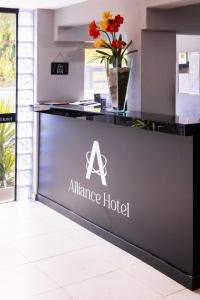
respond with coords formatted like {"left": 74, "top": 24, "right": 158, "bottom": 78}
{"left": 51, "top": 62, "right": 69, "bottom": 75}
{"left": 0, "top": 113, "right": 16, "bottom": 123}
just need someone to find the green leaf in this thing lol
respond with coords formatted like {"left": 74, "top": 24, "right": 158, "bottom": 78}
{"left": 96, "top": 50, "right": 112, "bottom": 57}
{"left": 120, "top": 40, "right": 133, "bottom": 58}
{"left": 88, "top": 57, "right": 101, "bottom": 63}
{"left": 131, "top": 119, "right": 145, "bottom": 128}
{"left": 0, "top": 98, "right": 15, "bottom": 187}
{"left": 126, "top": 50, "right": 138, "bottom": 55}
{"left": 123, "top": 57, "right": 128, "bottom": 66}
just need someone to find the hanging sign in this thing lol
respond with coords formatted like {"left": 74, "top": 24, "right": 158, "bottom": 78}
{"left": 51, "top": 52, "right": 69, "bottom": 75}
{"left": 51, "top": 62, "right": 69, "bottom": 75}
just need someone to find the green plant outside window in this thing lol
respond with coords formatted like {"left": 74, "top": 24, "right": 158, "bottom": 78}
{"left": 0, "top": 99, "right": 15, "bottom": 188}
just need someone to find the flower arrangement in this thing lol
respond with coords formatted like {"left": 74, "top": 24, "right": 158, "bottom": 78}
{"left": 88, "top": 11, "right": 137, "bottom": 68}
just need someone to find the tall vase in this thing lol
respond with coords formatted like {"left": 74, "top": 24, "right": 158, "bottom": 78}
{"left": 107, "top": 61, "right": 131, "bottom": 112}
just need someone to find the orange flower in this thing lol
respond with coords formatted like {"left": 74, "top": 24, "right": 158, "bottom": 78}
{"left": 102, "top": 11, "right": 112, "bottom": 21}
{"left": 94, "top": 39, "right": 106, "bottom": 48}
{"left": 99, "top": 20, "right": 109, "bottom": 31}
{"left": 88, "top": 20, "right": 100, "bottom": 39}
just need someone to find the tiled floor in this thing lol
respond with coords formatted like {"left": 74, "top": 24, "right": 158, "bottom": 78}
{"left": 0, "top": 200, "right": 199, "bottom": 300}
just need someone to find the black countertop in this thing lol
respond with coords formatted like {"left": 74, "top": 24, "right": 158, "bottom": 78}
{"left": 32, "top": 104, "right": 200, "bottom": 136}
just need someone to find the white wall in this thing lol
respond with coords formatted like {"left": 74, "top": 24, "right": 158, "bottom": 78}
{"left": 147, "top": 3, "right": 200, "bottom": 33}
{"left": 54, "top": 0, "right": 147, "bottom": 111}
{"left": 54, "top": 0, "right": 189, "bottom": 113}
{"left": 36, "top": 9, "right": 84, "bottom": 103}
{"left": 176, "top": 35, "right": 200, "bottom": 117}
{"left": 37, "top": 0, "right": 197, "bottom": 112}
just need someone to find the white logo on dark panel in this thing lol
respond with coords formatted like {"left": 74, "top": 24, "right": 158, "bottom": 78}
{"left": 86, "top": 141, "right": 107, "bottom": 186}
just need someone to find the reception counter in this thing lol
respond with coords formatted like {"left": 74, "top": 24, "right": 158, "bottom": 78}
{"left": 34, "top": 104, "right": 200, "bottom": 290}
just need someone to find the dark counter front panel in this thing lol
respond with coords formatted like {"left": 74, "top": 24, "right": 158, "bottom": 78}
{"left": 38, "top": 113, "right": 194, "bottom": 281}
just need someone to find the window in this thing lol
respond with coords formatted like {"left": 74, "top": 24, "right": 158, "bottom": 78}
{"left": 84, "top": 48, "right": 109, "bottom": 99}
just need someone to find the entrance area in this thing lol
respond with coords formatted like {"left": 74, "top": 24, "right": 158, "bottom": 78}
{"left": 0, "top": 9, "right": 18, "bottom": 202}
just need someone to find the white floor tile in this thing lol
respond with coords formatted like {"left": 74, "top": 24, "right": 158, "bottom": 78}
{"left": 0, "top": 200, "right": 38, "bottom": 223}
{"left": 124, "top": 263, "right": 184, "bottom": 297}
{"left": 0, "top": 200, "right": 193, "bottom": 300}
{"left": 0, "top": 201, "right": 76, "bottom": 234}
{"left": 0, "top": 217, "right": 64, "bottom": 241}
{"left": 12, "top": 228, "right": 103, "bottom": 262}
{"left": 22, "top": 288, "right": 75, "bottom": 300}
{"left": 64, "top": 270, "right": 162, "bottom": 300}
{"left": 35, "top": 247, "right": 119, "bottom": 286}
{"left": 87, "top": 243, "right": 141, "bottom": 268}
{"left": 67, "top": 225, "right": 105, "bottom": 246}
{"left": 0, "top": 263, "right": 58, "bottom": 300}
{"left": 165, "top": 289, "right": 200, "bottom": 299}
{"left": 0, "top": 242, "right": 28, "bottom": 268}
{"left": 17, "top": 201, "right": 81, "bottom": 231}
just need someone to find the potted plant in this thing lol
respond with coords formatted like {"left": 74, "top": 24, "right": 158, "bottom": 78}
{"left": 88, "top": 11, "right": 137, "bottom": 111}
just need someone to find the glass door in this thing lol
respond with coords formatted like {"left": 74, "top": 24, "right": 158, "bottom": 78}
{"left": 0, "top": 9, "right": 18, "bottom": 202}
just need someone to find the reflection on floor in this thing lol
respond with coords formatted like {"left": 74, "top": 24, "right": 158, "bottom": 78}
{"left": 0, "top": 199, "right": 198, "bottom": 300}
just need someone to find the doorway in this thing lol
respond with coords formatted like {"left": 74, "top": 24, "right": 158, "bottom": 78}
{"left": 0, "top": 9, "right": 18, "bottom": 202}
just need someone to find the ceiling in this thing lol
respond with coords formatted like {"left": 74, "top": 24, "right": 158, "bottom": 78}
{"left": 0, "top": 0, "right": 88, "bottom": 9}
{"left": 1, "top": 0, "right": 199, "bottom": 10}
{"left": 146, "top": 0, "right": 200, "bottom": 9}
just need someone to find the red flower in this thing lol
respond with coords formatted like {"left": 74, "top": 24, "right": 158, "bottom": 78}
{"left": 88, "top": 20, "right": 100, "bottom": 39}
{"left": 111, "top": 40, "right": 118, "bottom": 48}
{"left": 106, "top": 19, "right": 119, "bottom": 33}
{"left": 115, "top": 14, "right": 124, "bottom": 25}
{"left": 111, "top": 39, "right": 126, "bottom": 49}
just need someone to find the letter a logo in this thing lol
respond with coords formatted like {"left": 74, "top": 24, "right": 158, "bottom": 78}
{"left": 86, "top": 141, "right": 107, "bottom": 186}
